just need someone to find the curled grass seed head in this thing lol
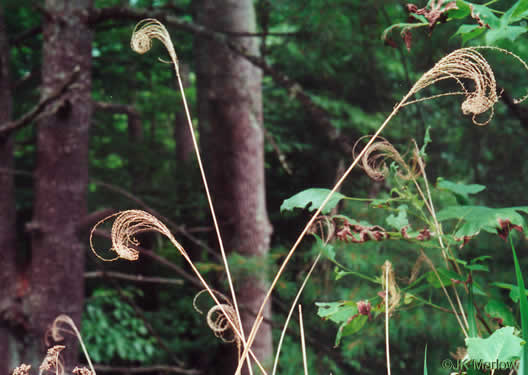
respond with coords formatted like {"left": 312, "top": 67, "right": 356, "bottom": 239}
{"left": 39, "top": 345, "right": 65, "bottom": 375}
{"left": 13, "top": 364, "right": 31, "bottom": 375}
{"left": 131, "top": 19, "right": 179, "bottom": 69}
{"left": 381, "top": 261, "right": 400, "bottom": 315}
{"left": 47, "top": 315, "right": 96, "bottom": 375}
{"left": 407, "top": 47, "right": 499, "bottom": 126}
{"left": 207, "top": 304, "right": 239, "bottom": 342}
{"left": 353, "top": 136, "right": 421, "bottom": 181}
{"left": 90, "top": 210, "right": 184, "bottom": 262}
{"left": 48, "top": 315, "right": 75, "bottom": 344}
{"left": 193, "top": 289, "right": 242, "bottom": 357}
{"left": 72, "top": 368, "right": 93, "bottom": 375}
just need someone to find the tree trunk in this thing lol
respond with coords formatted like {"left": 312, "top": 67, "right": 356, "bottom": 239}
{"left": 27, "top": 0, "right": 93, "bottom": 368}
{"left": 0, "top": 6, "right": 18, "bottom": 373}
{"left": 195, "top": 1, "right": 273, "bottom": 374}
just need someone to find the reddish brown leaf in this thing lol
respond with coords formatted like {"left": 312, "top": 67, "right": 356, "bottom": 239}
{"left": 357, "top": 300, "right": 372, "bottom": 320}
{"left": 470, "top": 5, "right": 491, "bottom": 29}
{"left": 497, "top": 219, "right": 523, "bottom": 241}
{"left": 384, "top": 37, "right": 398, "bottom": 49}
{"left": 407, "top": 0, "right": 458, "bottom": 32}
{"left": 402, "top": 30, "right": 413, "bottom": 51}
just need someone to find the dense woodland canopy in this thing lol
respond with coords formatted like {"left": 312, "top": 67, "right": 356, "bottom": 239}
{"left": 1, "top": 0, "right": 528, "bottom": 375}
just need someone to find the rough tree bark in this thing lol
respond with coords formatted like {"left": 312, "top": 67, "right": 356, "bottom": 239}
{"left": 0, "top": 5, "right": 18, "bottom": 373}
{"left": 27, "top": 0, "right": 93, "bottom": 368}
{"left": 195, "top": 0, "right": 273, "bottom": 374}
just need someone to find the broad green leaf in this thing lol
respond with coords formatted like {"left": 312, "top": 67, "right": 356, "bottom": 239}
{"left": 448, "top": 0, "right": 471, "bottom": 19}
{"left": 466, "top": 327, "right": 523, "bottom": 363}
{"left": 280, "top": 188, "right": 346, "bottom": 214}
{"left": 486, "top": 25, "right": 527, "bottom": 44}
{"left": 453, "top": 24, "right": 485, "bottom": 44}
{"left": 492, "top": 282, "right": 528, "bottom": 303}
{"left": 386, "top": 205, "right": 409, "bottom": 230}
{"left": 313, "top": 234, "right": 336, "bottom": 262}
{"left": 335, "top": 315, "right": 368, "bottom": 347}
{"left": 511, "top": 0, "right": 528, "bottom": 22}
{"left": 315, "top": 301, "right": 357, "bottom": 324}
{"left": 437, "top": 178, "right": 485, "bottom": 199}
{"left": 469, "top": 3, "right": 501, "bottom": 28}
{"left": 484, "top": 299, "right": 517, "bottom": 327}
{"left": 425, "top": 268, "right": 464, "bottom": 288}
{"left": 436, "top": 205, "right": 528, "bottom": 239}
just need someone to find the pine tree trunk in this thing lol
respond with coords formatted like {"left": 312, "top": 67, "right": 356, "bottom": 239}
{"left": 195, "top": 0, "right": 273, "bottom": 373}
{"left": 27, "top": 0, "right": 93, "bottom": 368}
{"left": 0, "top": 6, "right": 17, "bottom": 373}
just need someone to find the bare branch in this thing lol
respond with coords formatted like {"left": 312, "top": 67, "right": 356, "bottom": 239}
{"left": 93, "top": 100, "right": 139, "bottom": 117}
{"left": 77, "top": 208, "right": 117, "bottom": 233}
{"left": 84, "top": 271, "right": 183, "bottom": 285}
{"left": 0, "top": 67, "right": 80, "bottom": 135}
{"left": 9, "top": 25, "right": 42, "bottom": 46}
{"left": 94, "top": 365, "right": 199, "bottom": 375}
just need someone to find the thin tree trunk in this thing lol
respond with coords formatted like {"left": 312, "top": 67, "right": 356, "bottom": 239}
{"left": 195, "top": 0, "right": 273, "bottom": 374}
{"left": 27, "top": 0, "right": 93, "bottom": 368}
{"left": 0, "top": 5, "right": 17, "bottom": 373}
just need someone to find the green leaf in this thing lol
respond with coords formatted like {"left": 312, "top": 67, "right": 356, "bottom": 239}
{"left": 420, "top": 126, "right": 432, "bottom": 157}
{"left": 386, "top": 205, "right": 409, "bottom": 230}
{"left": 466, "top": 327, "right": 523, "bottom": 363}
{"left": 469, "top": 3, "right": 501, "bottom": 28}
{"left": 313, "top": 234, "right": 336, "bottom": 263}
{"left": 437, "top": 178, "right": 486, "bottom": 199}
{"left": 491, "top": 282, "right": 528, "bottom": 303}
{"left": 425, "top": 268, "right": 465, "bottom": 288}
{"left": 280, "top": 188, "right": 346, "bottom": 214}
{"left": 484, "top": 299, "right": 517, "bottom": 327}
{"left": 448, "top": 0, "right": 472, "bottom": 19}
{"left": 453, "top": 24, "right": 486, "bottom": 44}
{"left": 510, "top": 237, "right": 528, "bottom": 374}
{"left": 510, "top": 0, "right": 528, "bottom": 23}
{"left": 335, "top": 315, "right": 368, "bottom": 347}
{"left": 486, "top": 25, "right": 527, "bottom": 44}
{"left": 315, "top": 301, "right": 357, "bottom": 324}
{"left": 465, "top": 264, "right": 489, "bottom": 272}
{"left": 436, "top": 205, "right": 528, "bottom": 239}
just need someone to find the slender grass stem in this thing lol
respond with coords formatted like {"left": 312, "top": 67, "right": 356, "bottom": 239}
{"left": 385, "top": 264, "right": 391, "bottom": 375}
{"left": 272, "top": 254, "right": 321, "bottom": 375}
{"left": 299, "top": 305, "right": 309, "bottom": 375}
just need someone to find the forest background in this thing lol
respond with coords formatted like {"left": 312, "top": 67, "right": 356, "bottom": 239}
{"left": 1, "top": 0, "right": 528, "bottom": 375}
